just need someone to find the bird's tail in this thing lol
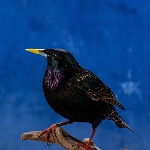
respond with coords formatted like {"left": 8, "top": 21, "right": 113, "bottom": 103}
{"left": 108, "top": 110, "right": 133, "bottom": 132}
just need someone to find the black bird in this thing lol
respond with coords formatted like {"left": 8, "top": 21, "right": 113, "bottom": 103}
{"left": 26, "top": 48, "right": 132, "bottom": 150}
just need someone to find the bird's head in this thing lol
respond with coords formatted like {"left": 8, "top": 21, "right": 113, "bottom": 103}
{"left": 26, "top": 48, "right": 80, "bottom": 72}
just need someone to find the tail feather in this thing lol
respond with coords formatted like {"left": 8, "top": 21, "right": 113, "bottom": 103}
{"left": 108, "top": 110, "right": 133, "bottom": 132}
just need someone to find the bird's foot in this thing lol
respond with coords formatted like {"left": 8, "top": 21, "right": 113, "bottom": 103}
{"left": 40, "top": 124, "right": 57, "bottom": 144}
{"left": 83, "top": 142, "right": 94, "bottom": 150}
{"left": 83, "top": 138, "right": 95, "bottom": 150}
{"left": 76, "top": 143, "right": 93, "bottom": 150}
{"left": 76, "top": 139, "right": 94, "bottom": 150}
{"left": 40, "top": 121, "right": 73, "bottom": 145}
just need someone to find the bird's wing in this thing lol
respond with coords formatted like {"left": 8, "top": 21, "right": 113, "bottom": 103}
{"left": 76, "top": 69, "right": 125, "bottom": 110}
{"left": 86, "top": 85, "right": 125, "bottom": 110}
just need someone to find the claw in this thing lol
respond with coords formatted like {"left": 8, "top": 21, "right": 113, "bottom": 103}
{"left": 40, "top": 124, "right": 57, "bottom": 144}
{"left": 40, "top": 121, "right": 73, "bottom": 145}
{"left": 83, "top": 142, "right": 94, "bottom": 150}
{"left": 83, "top": 127, "right": 97, "bottom": 150}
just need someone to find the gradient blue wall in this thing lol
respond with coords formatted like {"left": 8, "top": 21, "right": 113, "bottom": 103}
{"left": 0, "top": 0, "right": 149, "bottom": 149}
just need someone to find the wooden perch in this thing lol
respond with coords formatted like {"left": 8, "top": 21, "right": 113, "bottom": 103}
{"left": 21, "top": 127, "right": 100, "bottom": 150}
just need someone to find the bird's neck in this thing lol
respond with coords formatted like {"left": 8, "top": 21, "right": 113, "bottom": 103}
{"left": 43, "top": 67, "right": 64, "bottom": 90}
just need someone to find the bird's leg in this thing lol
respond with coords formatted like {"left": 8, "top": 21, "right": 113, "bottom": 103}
{"left": 84, "top": 128, "right": 97, "bottom": 150}
{"left": 40, "top": 120, "right": 73, "bottom": 144}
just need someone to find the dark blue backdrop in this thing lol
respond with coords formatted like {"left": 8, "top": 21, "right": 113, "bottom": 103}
{"left": 0, "top": 0, "right": 149, "bottom": 150}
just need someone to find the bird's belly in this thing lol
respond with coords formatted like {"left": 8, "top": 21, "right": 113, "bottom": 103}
{"left": 44, "top": 89, "right": 109, "bottom": 123}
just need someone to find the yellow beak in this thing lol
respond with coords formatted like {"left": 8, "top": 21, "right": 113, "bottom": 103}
{"left": 25, "top": 48, "right": 45, "bottom": 54}
{"left": 25, "top": 48, "right": 47, "bottom": 57}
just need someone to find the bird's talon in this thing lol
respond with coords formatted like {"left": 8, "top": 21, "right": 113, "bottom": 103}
{"left": 40, "top": 124, "right": 58, "bottom": 144}
{"left": 40, "top": 129, "right": 47, "bottom": 136}
{"left": 46, "top": 142, "right": 50, "bottom": 146}
{"left": 83, "top": 145, "right": 94, "bottom": 150}
{"left": 75, "top": 142, "right": 93, "bottom": 150}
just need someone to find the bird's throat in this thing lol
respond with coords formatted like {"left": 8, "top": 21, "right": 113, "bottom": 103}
{"left": 43, "top": 68, "right": 63, "bottom": 90}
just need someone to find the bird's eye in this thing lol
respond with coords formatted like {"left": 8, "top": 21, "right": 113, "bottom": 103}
{"left": 53, "top": 54, "right": 57, "bottom": 57}
{"left": 52, "top": 53, "right": 58, "bottom": 58}
{"left": 47, "top": 53, "right": 56, "bottom": 58}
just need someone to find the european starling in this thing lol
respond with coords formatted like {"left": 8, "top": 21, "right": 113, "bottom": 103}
{"left": 26, "top": 48, "right": 132, "bottom": 150}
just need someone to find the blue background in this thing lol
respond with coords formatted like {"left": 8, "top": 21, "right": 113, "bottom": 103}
{"left": 0, "top": 0, "right": 149, "bottom": 149}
